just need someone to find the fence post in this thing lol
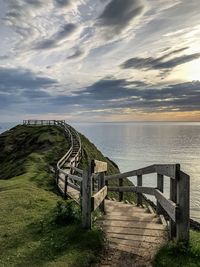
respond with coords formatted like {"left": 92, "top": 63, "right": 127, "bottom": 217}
{"left": 137, "top": 174, "right": 142, "bottom": 206}
{"left": 176, "top": 170, "right": 190, "bottom": 243}
{"left": 82, "top": 165, "right": 92, "bottom": 229}
{"left": 98, "top": 172, "right": 106, "bottom": 213}
{"left": 157, "top": 174, "right": 164, "bottom": 214}
{"left": 64, "top": 175, "right": 68, "bottom": 200}
{"left": 169, "top": 165, "right": 178, "bottom": 240}
{"left": 119, "top": 178, "right": 123, "bottom": 202}
{"left": 55, "top": 167, "right": 59, "bottom": 185}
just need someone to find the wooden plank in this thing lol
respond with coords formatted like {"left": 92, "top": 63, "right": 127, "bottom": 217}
{"left": 137, "top": 174, "right": 142, "bottom": 206}
{"left": 105, "top": 211, "right": 151, "bottom": 217}
{"left": 105, "top": 165, "right": 155, "bottom": 180}
{"left": 105, "top": 206, "right": 147, "bottom": 213}
{"left": 157, "top": 174, "right": 164, "bottom": 214}
{"left": 91, "top": 185, "right": 107, "bottom": 211}
{"left": 98, "top": 172, "right": 106, "bottom": 213}
{"left": 169, "top": 176, "right": 177, "bottom": 239}
{"left": 102, "top": 226, "right": 166, "bottom": 237}
{"left": 102, "top": 214, "right": 157, "bottom": 222}
{"left": 68, "top": 174, "right": 82, "bottom": 182}
{"left": 98, "top": 220, "right": 166, "bottom": 230}
{"left": 67, "top": 182, "right": 80, "bottom": 192}
{"left": 107, "top": 233, "right": 165, "bottom": 244}
{"left": 108, "top": 186, "right": 155, "bottom": 195}
{"left": 82, "top": 167, "right": 92, "bottom": 229}
{"left": 71, "top": 166, "right": 83, "bottom": 174}
{"left": 154, "top": 189, "right": 177, "bottom": 222}
{"left": 119, "top": 178, "right": 123, "bottom": 202}
{"left": 91, "top": 160, "right": 107, "bottom": 173}
{"left": 176, "top": 170, "right": 190, "bottom": 242}
{"left": 155, "top": 164, "right": 178, "bottom": 179}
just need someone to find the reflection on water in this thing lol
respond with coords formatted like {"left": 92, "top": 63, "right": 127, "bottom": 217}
{"left": 72, "top": 122, "right": 200, "bottom": 222}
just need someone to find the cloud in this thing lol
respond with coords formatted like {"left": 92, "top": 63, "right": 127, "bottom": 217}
{"left": 0, "top": 67, "right": 57, "bottom": 93}
{"left": 63, "top": 78, "right": 200, "bottom": 113}
{"left": 67, "top": 48, "right": 85, "bottom": 59}
{"left": 34, "top": 23, "right": 78, "bottom": 50}
{"left": 121, "top": 47, "right": 200, "bottom": 71}
{"left": 96, "top": 0, "right": 145, "bottom": 39}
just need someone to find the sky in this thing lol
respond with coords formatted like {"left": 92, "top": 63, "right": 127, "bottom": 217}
{"left": 0, "top": 0, "right": 200, "bottom": 122}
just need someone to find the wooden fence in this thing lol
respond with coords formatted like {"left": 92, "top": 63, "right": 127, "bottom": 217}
{"left": 23, "top": 120, "right": 190, "bottom": 243}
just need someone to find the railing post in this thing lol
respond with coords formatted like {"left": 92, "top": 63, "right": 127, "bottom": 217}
{"left": 55, "top": 167, "right": 59, "bottom": 185}
{"left": 64, "top": 174, "right": 68, "bottom": 200}
{"left": 157, "top": 174, "right": 164, "bottom": 214}
{"left": 99, "top": 172, "right": 106, "bottom": 213}
{"left": 82, "top": 165, "right": 92, "bottom": 229}
{"left": 119, "top": 178, "right": 123, "bottom": 202}
{"left": 169, "top": 165, "right": 178, "bottom": 240}
{"left": 176, "top": 170, "right": 190, "bottom": 243}
{"left": 137, "top": 174, "right": 142, "bottom": 206}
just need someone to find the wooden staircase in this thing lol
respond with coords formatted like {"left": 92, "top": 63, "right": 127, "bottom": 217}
{"left": 98, "top": 200, "right": 167, "bottom": 260}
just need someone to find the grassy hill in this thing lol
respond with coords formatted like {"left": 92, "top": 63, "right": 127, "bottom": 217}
{"left": 0, "top": 125, "right": 109, "bottom": 267}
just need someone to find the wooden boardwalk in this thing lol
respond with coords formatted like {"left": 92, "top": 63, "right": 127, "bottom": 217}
{"left": 23, "top": 120, "right": 190, "bottom": 266}
{"left": 98, "top": 200, "right": 167, "bottom": 260}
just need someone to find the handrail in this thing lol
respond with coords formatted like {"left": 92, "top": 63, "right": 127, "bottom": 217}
{"left": 23, "top": 120, "right": 190, "bottom": 243}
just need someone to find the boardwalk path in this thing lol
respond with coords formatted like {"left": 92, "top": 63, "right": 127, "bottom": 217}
{"left": 23, "top": 120, "right": 190, "bottom": 266}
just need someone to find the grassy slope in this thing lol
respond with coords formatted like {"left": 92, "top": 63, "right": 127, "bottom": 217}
{"left": 153, "top": 231, "right": 200, "bottom": 267}
{"left": 0, "top": 125, "right": 103, "bottom": 267}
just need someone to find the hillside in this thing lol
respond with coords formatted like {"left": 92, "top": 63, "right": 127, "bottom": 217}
{"left": 0, "top": 124, "right": 135, "bottom": 267}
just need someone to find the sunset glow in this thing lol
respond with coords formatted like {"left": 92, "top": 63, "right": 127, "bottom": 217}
{"left": 0, "top": 0, "right": 199, "bottom": 122}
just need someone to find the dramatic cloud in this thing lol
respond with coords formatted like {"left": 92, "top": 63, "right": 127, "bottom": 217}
{"left": 0, "top": 67, "right": 57, "bottom": 93}
{"left": 121, "top": 48, "right": 200, "bottom": 71}
{"left": 1, "top": 0, "right": 200, "bottom": 121}
{"left": 96, "top": 0, "right": 145, "bottom": 39}
{"left": 67, "top": 48, "right": 85, "bottom": 59}
{"left": 34, "top": 23, "right": 78, "bottom": 50}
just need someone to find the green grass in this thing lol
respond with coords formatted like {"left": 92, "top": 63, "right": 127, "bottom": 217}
{"left": 0, "top": 126, "right": 103, "bottom": 267}
{"left": 153, "top": 231, "right": 200, "bottom": 267}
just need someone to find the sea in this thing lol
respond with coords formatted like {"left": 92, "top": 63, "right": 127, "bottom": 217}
{"left": 1, "top": 121, "right": 200, "bottom": 222}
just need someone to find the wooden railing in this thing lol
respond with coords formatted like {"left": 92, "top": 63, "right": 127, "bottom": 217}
{"left": 23, "top": 120, "right": 190, "bottom": 243}
{"left": 105, "top": 164, "right": 190, "bottom": 243}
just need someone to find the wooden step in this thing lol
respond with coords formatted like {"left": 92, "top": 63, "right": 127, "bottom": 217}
{"left": 98, "top": 220, "right": 166, "bottom": 230}
{"left": 102, "top": 214, "right": 158, "bottom": 223}
{"left": 102, "top": 226, "right": 167, "bottom": 237}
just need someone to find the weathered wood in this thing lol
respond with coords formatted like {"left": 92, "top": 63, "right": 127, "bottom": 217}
{"left": 64, "top": 175, "right": 68, "bottom": 199}
{"left": 70, "top": 166, "right": 83, "bottom": 174}
{"left": 82, "top": 166, "right": 92, "bottom": 229}
{"left": 154, "top": 189, "right": 177, "bottom": 222}
{"left": 102, "top": 214, "right": 157, "bottom": 222}
{"left": 157, "top": 174, "right": 164, "bottom": 214}
{"left": 155, "top": 164, "right": 177, "bottom": 179}
{"left": 68, "top": 174, "right": 82, "bottom": 182}
{"left": 108, "top": 186, "right": 155, "bottom": 195}
{"left": 169, "top": 168, "right": 178, "bottom": 239}
{"left": 91, "top": 159, "right": 108, "bottom": 173}
{"left": 176, "top": 170, "right": 190, "bottom": 242}
{"left": 102, "top": 226, "right": 167, "bottom": 237}
{"left": 105, "top": 165, "right": 155, "bottom": 180}
{"left": 91, "top": 185, "right": 107, "bottom": 211}
{"left": 67, "top": 181, "right": 80, "bottom": 192}
{"left": 98, "top": 220, "right": 166, "bottom": 230}
{"left": 119, "top": 178, "right": 123, "bottom": 202}
{"left": 98, "top": 172, "right": 106, "bottom": 213}
{"left": 137, "top": 174, "right": 142, "bottom": 206}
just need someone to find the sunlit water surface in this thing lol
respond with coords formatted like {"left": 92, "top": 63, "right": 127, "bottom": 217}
{"left": 72, "top": 122, "right": 200, "bottom": 222}
{"left": 1, "top": 121, "right": 200, "bottom": 222}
